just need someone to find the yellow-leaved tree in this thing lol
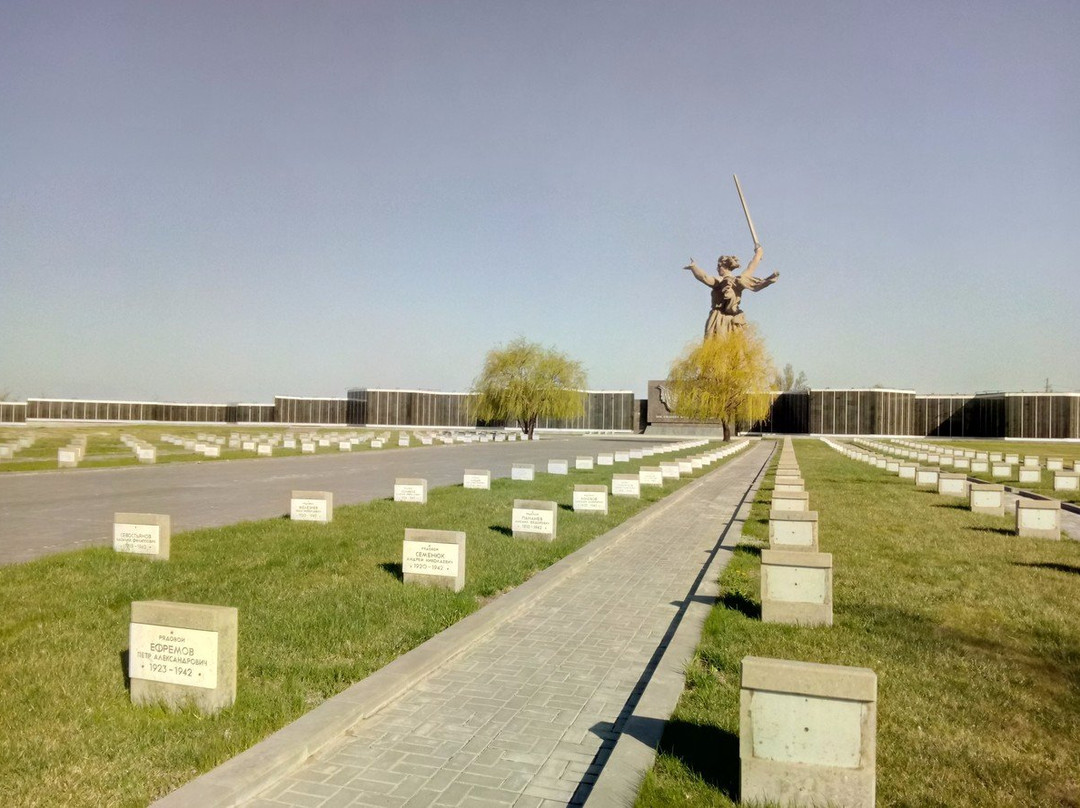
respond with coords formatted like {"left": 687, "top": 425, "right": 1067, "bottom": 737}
{"left": 666, "top": 326, "right": 775, "bottom": 441}
{"left": 471, "top": 339, "right": 586, "bottom": 440}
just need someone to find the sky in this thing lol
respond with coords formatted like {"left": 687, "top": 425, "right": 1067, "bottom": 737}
{"left": 2, "top": 1, "right": 1078, "bottom": 404}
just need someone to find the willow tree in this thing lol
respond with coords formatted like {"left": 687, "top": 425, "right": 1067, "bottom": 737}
{"left": 666, "top": 326, "right": 775, "bottom": 441}
{"left": 471, "top": 339, "right": 586, "bottom": 440}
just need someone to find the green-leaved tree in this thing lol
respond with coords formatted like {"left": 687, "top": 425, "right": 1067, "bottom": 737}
{"left": 667, "top": 327, "right": 775, "bottom": 441}
{"left": 471, "top": 339, "right": 587, "bottom": 440}
{"left": 774, "top": 363, "right": 809, "bottom": 392}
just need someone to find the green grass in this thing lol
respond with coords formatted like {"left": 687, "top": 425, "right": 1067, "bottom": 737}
{"left": 0, "top": 425, "right": 426, "bottom": 472}
{"left": 638, "top": 438, "right": 1080, "bottom": 808}
{"left": 0, "top": 441, "right": 731, "bottom": 807}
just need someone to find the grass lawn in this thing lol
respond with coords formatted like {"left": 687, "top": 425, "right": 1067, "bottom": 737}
{"left": 0, "top": 425, "right": 425, "bottom": 473}
{"left": 637, "top": 438, "right": 1080, "bottom": 808}
{"left": 0, "top": 440, "right": 730, "bottom": 807}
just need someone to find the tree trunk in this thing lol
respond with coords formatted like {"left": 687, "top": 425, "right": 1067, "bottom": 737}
{"left": 722, "top": 421, "right": 732, "bottom": 442}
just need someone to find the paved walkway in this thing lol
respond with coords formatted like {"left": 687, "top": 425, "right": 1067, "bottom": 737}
{"left": 160, "top": 442, "right": 773, "bottom": 808}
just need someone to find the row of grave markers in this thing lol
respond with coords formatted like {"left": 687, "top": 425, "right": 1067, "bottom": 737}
{"left": 841, "top": 437, "right": 1066, "bottom": 539}
{"left": 740, "top": 438, "right": 877, "bottom": 808}
{"left": 0, "top": 434, "right": 35, "bottom": 460}
{"left": 117, "top": 437, "right": 741, "bottom": 716}
{"left": 884, "top": 438, "right": 1079, "bottom": 491}
{"left": 46, "top": 427, "right": 527, "bottom": 467}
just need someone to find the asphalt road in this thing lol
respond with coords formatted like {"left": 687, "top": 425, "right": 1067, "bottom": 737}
{"left": 0, "top": 436, "right": 678, "bottom": 566}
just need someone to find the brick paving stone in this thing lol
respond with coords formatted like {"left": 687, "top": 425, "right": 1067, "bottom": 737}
{"left": 242, "top": 444, "right": 770, "bottom": 807}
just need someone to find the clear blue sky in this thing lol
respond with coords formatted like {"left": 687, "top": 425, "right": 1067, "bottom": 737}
{"left": 2, "top": 1, "right": 1078, "bottom": 403}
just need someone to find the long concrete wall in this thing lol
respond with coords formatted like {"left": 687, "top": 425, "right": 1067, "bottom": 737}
{"left": 5, "top": 389, "right": 1078, "bottom": 439}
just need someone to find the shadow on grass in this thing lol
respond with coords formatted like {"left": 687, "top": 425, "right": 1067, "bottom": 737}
{"left": 119, "top": 650, "right": 131, "bottom": 692}
{"left": 379, "top": 562, "right": 403, "bottom": 581}
{"left": 970, "top": 526, "right": 1015, "bottom": 537}
{"left": 488, "top": 525, "right": 513, "bottom": 537}
{"left": 559, "top": 504, "right": 573, "bottom": 512}
{"left": 734, "top": 544, "right": 762, "bottom": 558}
{"left": 933, "top": 502, "right": 969, "bottom": 511}
{"left": 721, "top": 591, "right": 761, "bottom": 619}
{"left": 1015, "top": 561, "right": 1080, "bottom": 576}
{"left": 655, "top": 718, "right": 740, "bottom": 798}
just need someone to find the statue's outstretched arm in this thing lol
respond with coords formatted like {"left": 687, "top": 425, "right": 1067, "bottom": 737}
{"left": 743, "top": 270, "right": 780, "bottom": 292}
{"left": 738, "top": 244, "right": 764, "bottom": 279}
{"left": 683, "top": 258, "right": 715, "bottom": 287}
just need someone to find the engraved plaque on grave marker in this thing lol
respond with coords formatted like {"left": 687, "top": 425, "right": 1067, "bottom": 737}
{"left": 573, "top": 485, "right": 608, "bottom": 514}
{"left": 463, "top": 469, "right": 491, "bottom": 490}
{"left": 114, "top": 513, "right": 171, "bottom": 560}
{"left": 403, "top": 529, "right": 465, "bottom": 591}
{"left": 290, "top": 491, "right": 333, "bottom": 523}
{"left": 611, "top": 474, "right": 641, "bottom": 498}
{"left": 394, "top": 478, "right": 428, "bottom": 504}
{"left": 512, "top": 500, "right": 557, "bottom": 541}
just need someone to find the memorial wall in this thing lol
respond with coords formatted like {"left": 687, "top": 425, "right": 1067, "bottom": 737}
{"left": 3, "top": 388, "right": 1077, "bottom": 439}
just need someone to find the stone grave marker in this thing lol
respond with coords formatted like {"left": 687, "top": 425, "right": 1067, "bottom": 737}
{"left": 463, "top": 469, "right": 491, "bottom": 490}
{"left": 760, "top": 549, "right": 833, "bottom": 627}
{"left": 58, "top": 448, "right": 79, "bottom": 468}
{"left": 678, "top": 459, "right": 694, "bottom": 475}
{"left": 639, "top": 467, "right": 664, "bottom": 486}
{"left": 129, "top": 601, "right": 238, "bottom": 715}
{"left": 774, "top": 476, "right": 805, "bottom": 494}
{"left": 614, "top": 451, "right": 631, "bottom": 463}
{"left": 969, "top": 483, "right": 1005, "bottom": 516}
{"left": 114, "top": 513, "right": 171, "bottom": 561}
{"left": 1015, "top": 499, "right": 1060, "bottom": 540}
{"left": 740, "top": 656, "right": 876, "bottom": 808}
{"left": 575, "top": 456, "right": 594, "bottom": 471}
{"left": 290, "top": 491, "right": 333, "bottom": 523}
{"left": 573, "top": 485, "right": 608, "bottom": 514}
{"left": 1054, "top": 471, "right": 1080, "bottom": 491}
{"left": 301, "top": 441, "right": 316, "bottom": 453}
{"left": 970, "top": 459, "right": 989, "bottom": 473}
{"left": 512, "top": 500, "right": 557, "bottom": 541}
{"left": 937, "top": 473, "right": 969, "bottom": 498}
{"left": 402, "top": 529, "right": 465, "bottom": 592}
{"left": 338, "top": 441, "right": 352, "bottom": 452}
{"left": 547, "top": 459, "right": 569, "bottom": 475}
{"left": 660, "top": 462, "right": 681, "bottom": 479}
{"left": 991, "top": 462, "right": 1013, "bottom": 479}
{"left": 769, "top": 510, "right": 819, "bottom": 551}
{"left": 898, "top": 463, "right": 917, "bottom": 480}
{"left": 914, "top": 467, "right": 939, "bottom": 489}
{"left": 1023, "top": 455, "right": 1040, "bottom": 468}
{"left": 394, "top": 478, "right": 428, "bottom": 504}
{"left": 511, "top": 463, "right": 535, "bottom": 481}
{"left": 1018, "top": 466, "right": 1042, "bottom": 485}
{"left": 257, "top": 444, "right": 273, "bottom": 457}
{"left": 772, "top": 491, "right": 809, "bottom": 513}
{"left": 1005, "top": 452, "right": 1020, "bottom": 464}
{"left": 137, "top": 446, "right": 157, "bottom": 464}
{"left": 597, "top": 453, "right": 614, "bottom": 466}
{"left": 611, "top": 474, "right": 641, "bottom": 498}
